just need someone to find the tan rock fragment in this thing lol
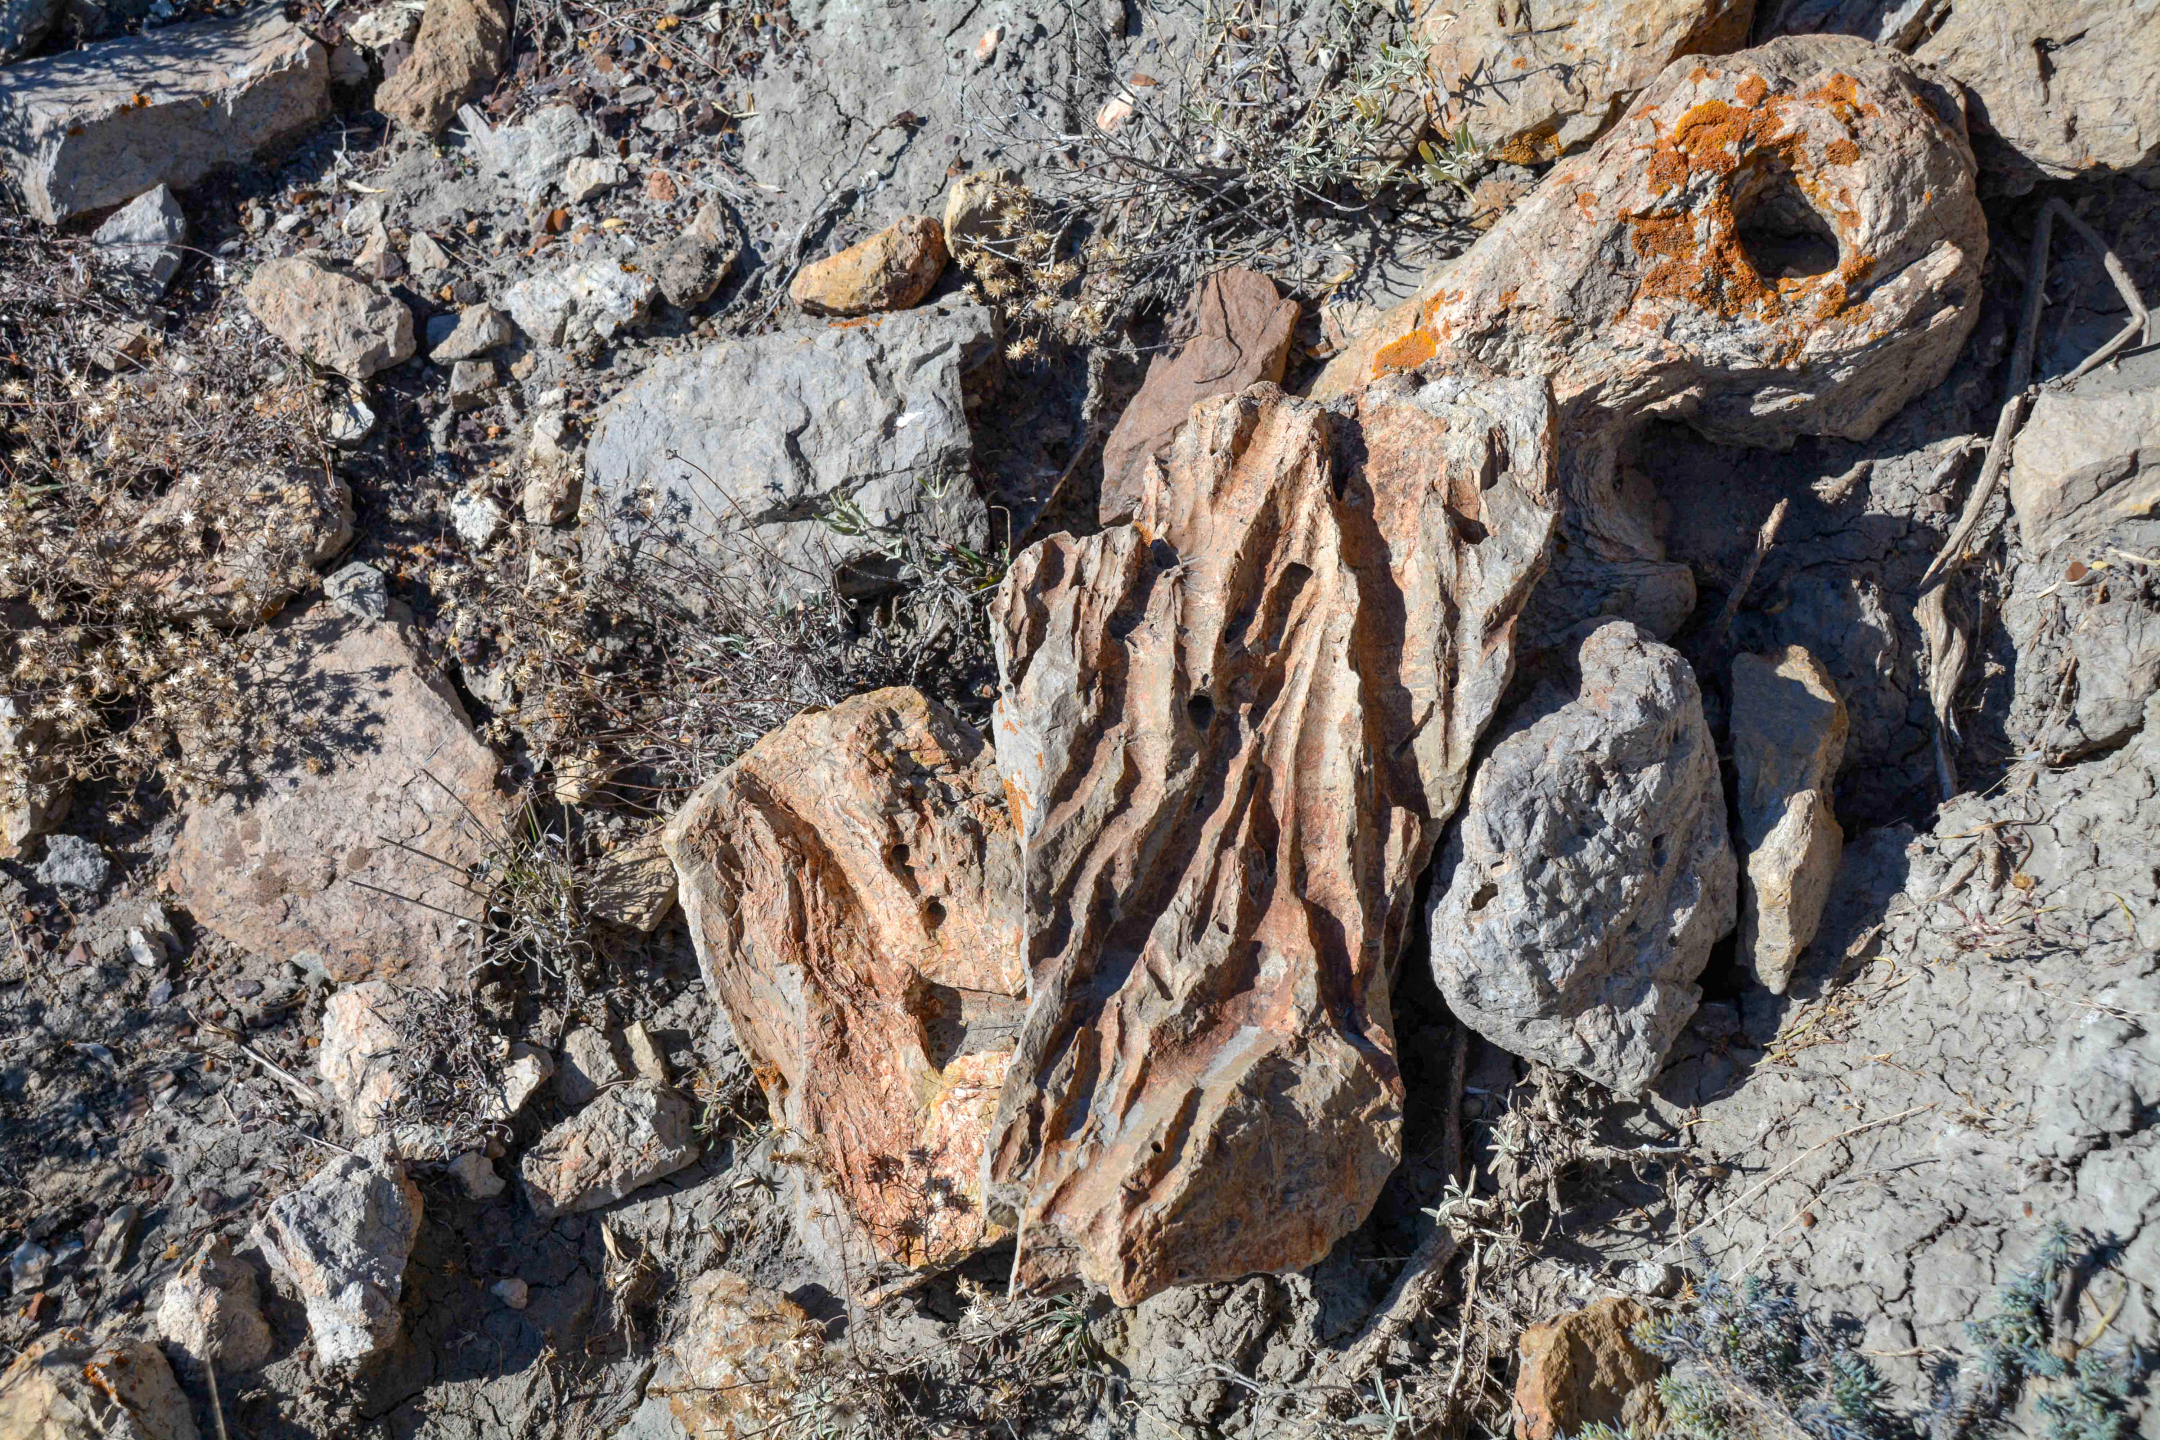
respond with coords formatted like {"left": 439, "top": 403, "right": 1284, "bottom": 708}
{"left": 1513, "top": 1297, "right": 1665, "bottom": 1440}
{"left": 244, "top": 255, "right": 417, "bottom": 379}
{"left": 519, "top": 1080, "right": 701, "bottom": 1218}
{"left": 155, "top": 1238, "right": 274, "bottom": 1371}
{"left": 667, "top": 688, "right": 1024, "bottom": 1267}
{"left": 319, "top": 982, "right": 412, "bottom": 1136}
{"left": 1731, "top": 645, "right": 1846, "bottom": 993}
{"left": 1098, "top": 268, "right": 1300, "bottom": 525}
{"left": 790, "top": 215, "right": 948, "bottom": 317}
{"left": 941, "top": 168, "right": 1022, "bottom": 260}
{"left": 0, "top": 1330, "right": 197, "bottom": 1440}
{"left": 375, "top": 0, "right": 511, "bottom": 137}
{"left": 1421, "top": 0, "right": 1755, "bottom": 165}
{"left": 988, "top": 370, "right": 1557, "bottom": 1304}
{"left": 665, "top": 1270, "right": 824, "bottom": 1440}
{"left": 586, "top": 830, "right": 676, "bottom": 932}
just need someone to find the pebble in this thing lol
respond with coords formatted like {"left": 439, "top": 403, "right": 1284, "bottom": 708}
{"left": 491, "top": 1277, "right": 529, "bottom": 1310}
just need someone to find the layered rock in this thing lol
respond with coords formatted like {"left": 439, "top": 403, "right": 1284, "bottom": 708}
{"left": 519, "top": 1080, "right": 701, "bottom": 1218}
{"left": 1731, "top": 645, "right": 1847, "bottom": 993}
{"left": 254, "top": 1141, "right": 422, "bottom": 1367}
{"left": 0, "top": 1331, "right": 197, "bottom": 1440}
{"left": 0, "top": 9, "right": 329, "bottom": 224}
{"left": 1419, "top": 0, "right": 1755, "bottom": 164}
{"left": 583, "top": 299, "right": 994, "bottom": 604}
{"left": 166, "top": 606, "right": 514, "bottom": 988}
{"left": 1428, "top": 620, "right": 1735, "bottom": 1094}
{"left": 987, "top": 371, "right": 1558, "bottom": 1302}
{"left": 666, "top": 687, "right": 1026, "bottom": 1266}
{"left": 1099, "top": 268, "right": 1300, "bottom": 524}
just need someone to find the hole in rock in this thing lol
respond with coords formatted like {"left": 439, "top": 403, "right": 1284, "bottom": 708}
{"left": 1731, "top": 165, "right": 1839, "bottom": 280}
{"left": 890, "top": 842, "right": 911, "bottom": 866}
{"left": 1187, "top": 693, "right": 1216, "bottom": 730}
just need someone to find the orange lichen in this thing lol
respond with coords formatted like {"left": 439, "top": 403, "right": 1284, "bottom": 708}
{"left": 1824, "top": 138, "right": 1860, "bottom": 165}
{"left": 1736, "top": 75, "right": 1769, "bottom": 107}
{"left": 1802, "top": 73, "right": 1878, "bottom": 125}
{"left": 1372, "top": 328, "right": 1438, "bottom": 378}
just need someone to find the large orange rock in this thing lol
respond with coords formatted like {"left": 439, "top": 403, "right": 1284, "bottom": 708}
{"left": 986, "top": 369, "right": 1558, "bottom": 1304}
{"left": 1514, "top": 1297, "right": 1666, "bottom": 1440}
{"left": 790, "top": 215, "right": 948, "bottom": 317}
{"left": 665, "top": 687, "right": 1024, "bottom": 1267}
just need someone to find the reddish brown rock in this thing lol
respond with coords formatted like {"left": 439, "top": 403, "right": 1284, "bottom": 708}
{"left": 789, "top": 215, "right": 948, "bottom": 317}
{"left": 665, "top": 687, "right": 1026, "bottom": 1267}
{"left": 987, "top": 370, "right": 1558, "bottom": 1304}
{"left": 1514, "top": 1297, "right": 1666, "bottom": 1440}
{"left": 1098, "top": 269, "right": 1300, "bottom": 524}
{"left": 375, "top": 0, "right": 511, "bottom": 138}
{"left": 166, "top": 606, "right": 514, "bottom": 988}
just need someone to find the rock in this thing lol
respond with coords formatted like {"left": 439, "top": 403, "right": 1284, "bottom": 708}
{"left": 490, "top": 1042, "right": 554, "bottom": 1119}
{"left": 2010, "top": 348, "right": 2160, "bottom": 561}
{"left": 447, "top": 357, "right": 496, "bottom": 411}
{"left": 941, "top": 167, "right": 1022, "bottom": 259}
{"left": 253, "top": 1140, "right": 423, "bottom": 1367}
{"left": 0, "top": 1330, "right": 197, "bottom": 1440}
{"left": 375, "top": 0, "right": 509, "bottom": 137}
{"left": 1429, "top": 620, "right": 1735, "bottom": 1094}
{"left": 324, "top": 560, "right": 390, "bottom": 620}
{"left": 327, "top": 397, "right": 377, "bottom": 448}
{"left": 587, "top": 830, "right": 674, "bottom": 932}
{"left": 0, "top": 693, "right": 68, "bottom": 860}
{"left": 451, "top": 492, "right": 505, "bottom": 547}
{"left": 122, "top": 464, "right": 354, "bottom": 626}
{"left": 0, "top": 9, "right": 329, "bottom": 224}
{"left": 562, "top": 154, "right": 622, "bottom": 202}
{"left": 490, "top": 1276, "right": 527, "bottom": 1309}
{"left": 623, "top": 1020, "right": 668, "bottom": 1084}
{"left": 518, "top": 1080, "right": 700, "bottom": 1218}
{"left": 642, "top": 200, "right": 740, "bottom": 309}
{"left": 667, "top": 687, "right": 1026, "bottom": 1267}
{"left": 244, "top": 255, "right": 416, "bottom": 380}
{"left": 166, "top": 606, "right": 514, "bottom": 989}
{"left": 429, "top": 303, "right": 513, "bottom": 361}
{"left": 9, "top": 1235, "right": 51, "bottom": 1290}
{"left": 1465, "top": 168, "right": 1535, "bottom": 232}
{"left": 449, "top": 1150, "right": 505, "bottom": 1199}
{"left": 987, "top": 371, "right": 1559, "bottom": 1303}
{"left": 789, "top": 214, "right": 947, "bottom": 317}
{"left": 1626, "top": 1259, "right": 1683, "bottom": 1298}
{"left": 583, "top": 299, "right": 994, "bottom": 605}
{"left": 1514, "top": 1297, "right": 1666, "bottom": 1440}
{"left": 528, "top": 408, "right": 575, "bottom": 465}
{"left": 520, "top": 466, "right": 581, "bottom": 527}
{"left": 0, "top": 0, "right": 61, "bottom": 65}
{"left": 1420, "top": 0, "right": 1755, "bottom": 164}
{"left": 319, "top": 982, "right": 415, "bottom": 1136}
{"left": 1098, "top": 268, "right": 1300, "bottom": 524}
{"left": 353, "top": 223, "right": 403, "bottom": 281}
{"left": 556, "top": 1025, "right": 627, "bottom": 1107}
{"left": 664, "top": 1270, "right": 821, "bottom": 1440}
{"left": 1731, "top": 646, "right": 1846, "bottom": 994}
{"left": 504, "top": 257, "right": 658, "bottom": 347}
{"left": 405, "top": 230, "right": 451, "bottom": 274}
{"left": 155, "top": 1238, "right": 273, "bottom": 1371}
{"left": 91, "top": 184, "right": 185, "bottom": 299}
{"left": 345, "top": 5, "right": 417, "bottom": 51}
{"left": 475, "top": 101, "right": 592, "bottom": 203}
{"left": 36, "top": 833, "right": 107, "bottom": 892}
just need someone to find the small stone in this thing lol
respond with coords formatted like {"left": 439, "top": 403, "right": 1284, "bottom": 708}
{"left": 406, "top": 230, "right": 453, "bottom": 274}
{"left": 941, "top": 167, "right": 1022, "bottom": 260}
{"left": 9, "top": 1237, "right": 52, "bottom": 1291}
{"left": 354, "top": 224, "right": 405, "bottom": 281}
{"left": 475, "top": 101, "right": 592, "bottom": 204}
{"left": 125, "top": 927, "right": 164, "bottom": 969}
{"left": 448, "top": 1150, "right": 505, "bottom": 1199}
{"left": 450, "top": 492, "right": 505, "bottom": 548}
{"left": 376, "top": 0, "right": 511, "bottom": 137}
{"left": 0, "top": 694, "right": 68, "bottom": 861}
{"left": 252, "top": 1139, "right": 422, "bottom": 1367}
{"left": 973, "top": 23, "right": 1001, "bottom": 63}
{"left": 641, "top": 199, "right": 739, "bottom": 309}
{"left": 505, "top": 258, "right": 657, "bottom": 346}
{"left": 561, "top": 154, "right": 622, "bottom": 203}
{"left": 91, "top": 1203, "right": 135, "bottom": 1275}
{"left": 156, "top": 1237, "right": 273, "bottom": 1371}
{"left": 623, "top": 1020, "right": 668, "bottom": 1084}
{"left": 555, "top": 1025, "right": 626, "bottom": 1107}
{"left": 519, "top": 1080, "right": 700, "bottom": 1218}
{"left": 643, "top": 168, "right": 678, "bottom": 203}
{"left": 345, "top": 5, "right": 417, "bottom": 51}
{"left": 0, "top": 1331, "right": 199, "bottom": 1440}
{"left": 484, "top": 1042, "right": 554, "bottom": 1120}
{"left": 491, "top": 1276, "right": 528, "bottom": 1310}
{"left": 789, "top": 214, "right": 947, "bottom": 317}
{"left": 448, "top": 357, "right": 497, "bottom": 411}
{"left": 1626, "top": 1260, "right": 1683, "bottom": 1299}
{"left": 1514, "top": 1297, "right": 1665, "bottom": 1440}
{"left": 429, "top": 303, "right": 513, "bottom": 361}
{"left": 330, "top": 39, "right": 370, "bottom": 87}
{"left": 520, "top": 466, "right": 580, "bottom": 526}
{"left": 324, "top": 561, "right": 391, "bottom": 620}
{"left": 244, "top": 255, "right": 416, "bottom": 380}
{"left": 1731, "top": 646, "right": 1847, "bottom": 994}
{"left": 586, "top": 830, "right": 675, "bottom": 932}
{"left": 319, "top": 982, "right": 414, "bottom": 1136}
{"left": 91, "top": 184, "right": 186, "bottom": 299}
{"left": 528, "top": 409, "right": 575, "bottom": 464}
{"left": 36, "top": 834, "right": 108, "bottom": 893}
{"left": 326, "top": 396, "right": 378, "bottom": 448}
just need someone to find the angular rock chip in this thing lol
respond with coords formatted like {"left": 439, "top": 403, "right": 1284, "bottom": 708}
{"left": 429, "top": 303, "right": 514, "bottom": 362}
{"left": 1731, "top": 645, "right": 1846, "bottom": 994}
{"left": 166, "top": 605, "right": 514, "bottom": 988}
{"left": 0, "top": 1329, "right": 197, "bottom": 1440}
{"left": 92, "top": 184, "right": 186, "bottom": 299}
{"left": 987, "top": 372, "right": 1558, "bottom": 1303}
{"left": 1428, "top": 619, "right": 1736, "bottom": 1094}
{"left": 2010, "top": 348, "right": 2160, "bottom": 561}
{"left": 641, "top": 199, "right": 741, "bottom": 310}
{"left": 0, "top": 9, "right": 329, "bottom": 224}
{"left": 1514, "top": 1297, "right": 1666, "bottom": 1440}
{"left": 245, "top": 255, "right": 416, "bottom": 379}
{"left": 472, "top": 101, "right": 592, "bottom": 204}
{"left": 667, "top": 687, "right": 1026, "bottom": 1266}
{"left": 1099, "top": 268, "right": 1300, "bottom": 525}
{"left": 664, "top": 1270, "right": 823, "bottom": 1440}
{"left": 555, "top": 1024, "right": 627, "bottom": 1108}
{"left": 790, "top": 214, "right": 948, "bottom": 316}
{"left": 504, "top": 257, "right": 658, "bottom": 347}
{"left": 375, "top": 0, "right": 510, "bottom": 137}
{"left": 586, "top": 829, "right": 676, "bottom": 933}
{"left": 253, "top": 1141, "right": 422, "bottom": 1367}
{"left": 155, "top": 1237, "right": 274, "bottom": 1371}
{"left": 319, "top": 982, "right": 417, "bottom": 1136}
{"left": 518, "top": 1079, "right": 701, "bottom": 1218}
{"left": 1420, "top": 0, "right": 1755, "bottom": 164}
{"left": 583, "top": 299, "right": 994, "bottom": 605}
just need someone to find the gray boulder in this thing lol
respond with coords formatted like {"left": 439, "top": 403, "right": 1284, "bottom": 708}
{"left": 91, "top": 184, "right": 185, "bottom": 298}
{"left": 0, "top": 9, "right": 330, "bottom": 223}
{"left": 583, "top": 298, "right": 995, "bottom": 602}
{"left": 1428, "top": 620, "right": 1736, "bottom": 1094}
{"left": 252, "top": 1140, "right": 422, "bottom": 1367}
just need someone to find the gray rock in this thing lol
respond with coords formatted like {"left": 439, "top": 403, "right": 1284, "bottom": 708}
{"left": 519, "top": 1080, "right": 700, "bottom": 1218}
{"left": 583, "top": 299, "right": 994, "bottom": 602}
{"left": 490, "top": 1276, "right": 528, "bottom": 1309}
{"left": 0, "top": 0, "right": 61, "bottom": 65}
{"left": 36, "top": 833, "right": 107, "bottom": 892}
{"left": 252, "top": 1140, "right": 422, "bottom": 1367}
{"left": 91, "top": 184, "right": 185, "bottom": 298}
{"left": 9, "top": 1235, "right": 51, "bottom": 1290}
{"left": 504, "top": 258, "right": 657, "bottom": 347}
{"left": 243, "top": 255, "right": 415, "bottom": 380}
{"left": 640, "top": 200, "right": 740, "bottom": 309}
{"left": 0, "top": 692, "right": 68, "bottom": 860}
{"left": 324, "top": 561, "right": 390, "bottom": 620}
{"left": 155, "top": 1238, "right": 273, "bottom": 1370}
{"left": 561, "top": 154, "right": 622, "bottom": 202}
{"left": 520, "top": 465, "right": 580, "bottom": 526}
{"left": 405, "top": 229, "right": 451, "bottom": 274}
{"left": 474, "top": 101, "right": 592, "bottom": 204}
{"left": 1731, "top": 646, "right": 1847, "bottom": 994}
{"left": 555, "top": 1024, "right": 626, "bottom": 1107}
{"left": 0, "top": 8, "right": 330, "bottom": 223}
{"left": 450, "top": 492, "right": 505, "bottom": 548}
{"left": 428, "top": 303, "right": 512, "bottom": 361}
{"left": 448, "top": 1150, "right": 504, "bottom": 1199}
{"left": 447, "top": 357, "right": 496, "bottom": 411}
{"left": 326, "top": 397, "right": 377, "bottom": 448}
{"left": 1429, "top": 620, "right": 1736, "bottom": 1094}
{"left": 2010, "top": 349, "right": 2160, "bottom": 561}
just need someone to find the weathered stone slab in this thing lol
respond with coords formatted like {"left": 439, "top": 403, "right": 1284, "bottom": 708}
{"left": 1731, "top": 645, "right": 1846, "bottom": 993}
